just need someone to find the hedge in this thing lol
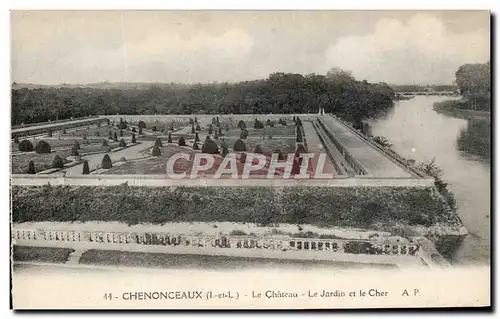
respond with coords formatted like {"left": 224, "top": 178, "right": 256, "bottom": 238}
{"left": 11, "top": 185, "right": 457, "bottom": 229}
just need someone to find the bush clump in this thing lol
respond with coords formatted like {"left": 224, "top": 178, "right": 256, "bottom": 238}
{"left": 82, "top": 161, "right": 90, "bottom": 174}
{"left": 234, "top": 139, "right": 246, "bottom": 152}
{"left": 152, "top": 145, "right": 162, "bottom": 157}
{"left": 119, "top": 138, "right": 127, "bottom": 148}
{"left": 18, "top": 140, "right": 34, "bottom": 152}
{"left": 254, "top": 120, "right": 264, "bottom": 129}
{"left": 52, "top": 155, "right": 64, "bottom": 169}
{"left": 155, "top": 138, "right": 163, "bottom": 147}
{"left": 240, "top": 129, "right": 249, "bottom": 139}
{"left": 101, "top": 154, "right": 112, "bottom": 169}
{"left": 178, "top": 137, "right": 186, "bottom": 146}
{"left": 202, "top": 139, "right": 219, "bottom": 154}
{"left": 27, "top": 160, "right": 36, "bottom": 174}
{"left": 35, "top": 140, "right": 51, "bottom": 154}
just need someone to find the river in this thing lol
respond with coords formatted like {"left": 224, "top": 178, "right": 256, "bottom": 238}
{"left": 368, "top": 96, "right": 491, "bottom": 266}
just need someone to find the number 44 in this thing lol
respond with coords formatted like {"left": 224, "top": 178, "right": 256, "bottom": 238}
{"left": 103, "top": 293, "right": 113, "bottom": 300}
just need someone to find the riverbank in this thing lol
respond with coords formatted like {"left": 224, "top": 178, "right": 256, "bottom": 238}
{"left": 433, "top": 100, "right": 490, "bottom": 120}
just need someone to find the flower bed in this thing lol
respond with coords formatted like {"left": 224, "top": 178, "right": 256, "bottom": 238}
{"left": 12, "top": 185, "right": 458, "bottom": 231}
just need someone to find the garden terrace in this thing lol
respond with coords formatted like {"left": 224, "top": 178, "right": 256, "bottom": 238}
{"left": 12, "top": 184, "right": 460, "bottom": 231}
{"left": 12, "top": 117, "right": 108, "bottom": 139}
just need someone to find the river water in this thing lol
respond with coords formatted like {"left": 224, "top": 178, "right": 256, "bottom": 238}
{"left": 368, "top": 96, "right": 491, "bottom": 266}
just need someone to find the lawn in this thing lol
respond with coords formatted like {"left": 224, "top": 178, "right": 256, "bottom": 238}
{"left": 12, "top": 246, "right": 74, "bottom": 264}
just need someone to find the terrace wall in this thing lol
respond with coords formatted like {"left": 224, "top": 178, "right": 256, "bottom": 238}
{"left": 12, "top": 117, "right": 108, "bottom": 139}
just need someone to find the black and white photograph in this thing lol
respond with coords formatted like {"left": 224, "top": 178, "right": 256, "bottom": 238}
{"left": 9, "top": 9, "right": 491, "bottom": 309}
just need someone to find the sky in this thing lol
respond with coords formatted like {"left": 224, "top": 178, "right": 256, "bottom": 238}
{"left": 11, "top": 10, "right": 490, "bottom": 85}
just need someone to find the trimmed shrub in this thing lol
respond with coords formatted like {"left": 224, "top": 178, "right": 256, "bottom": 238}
{"left": 119, "top": 138, "right": 127, "bottom": 148}
{"left": 254, "top": 120, "right": 264, "bottom": 129}
{"left": 152, "top": 145, "right": 162, "bottom": 157}
{"left": 178, "top": 137, "right": 186, "bottom": 146}
{"left": 202, "top": 139, "right": 219, "bottom": 154}
{"left": 189, "top": 118, "right": 194, "bottom": 125}
{"left": 101, "top": 154, "right": 112, "bottom": 169}
{"left": 102, "top": 139, "right": 108, "bottom": 146}
{"left": 13, "top": 136, "right": 19, "bottom": 144}
{"left": 234, "top": 139, "right": 246, "bottom": 152}
{"left": 214, "top": 130, "right": 219, "bottom": 139}
{"left": 73, "top": 141, "right": 80, "bottom": 150}
{"left": 222, "top": 146, "right": 229, "bottom": 157}
{"left": 132, "top": 134, "right": 137, "bottom": 144}
{"left": 113, "top": 132, "right": 118, "bottom": 141}
{"left": 35, "top": 140, "right": 51, "bottom": 154}
{"left": 238, "top": 120, "right": 246, "bottom": 130}
{"left": 82, "top": 161, "right": 90, "bottom": 175}
{"left": 132, "top": 127, "right": 137, "bottom": 133}
{"left": 240, "top": 129, "right": 249, "bottom": 139}
{"left": 52, "top": 155, "right": 64, "bottom": 169}
{"left": 138, "top": 120, "right": 146, "bottom": 129}
{"left": 274, "top": 148, "right": 285, "bottom": 161}
{"left": 193, "top": 141, "right": 200, "bottom": 150}
{"left": 71, "top": 145, "right": 79, "bottom": 157}
{"left": 152, "top": 126, "right": 157, "bottom": 132}
{"left": 208, "top": 125, "right": 213, "bottom": 135}
{"left": 240, "top": 153, "right": 247, "bottom": 163}
{"left": 139, "top": 127, "right": 143, "bottom": 135}
{"left": 254, "top": 145, "right": 263, "bottom": 154}
{"left": 195, "top": 124, "right": 201, "bottom": 131}
{"left": 155, "top": 138, "right": 163, "bottom": 147}
{"left": 167, "top": 133, "right": 173, "bottom": 143}
{"left": 195, "top": 133, "right": 200, "bottom": 142}
{"left": 205, "top": 135, "right": 211, "bottom": 141}
{"left": 191, "top": 125, "right": 195, "bottom": 134}
{"left": 18, "top": 140, "right": 33, "bottom": 152}
{"left": 27, "top": 160, "right": 36, "bottom": 174}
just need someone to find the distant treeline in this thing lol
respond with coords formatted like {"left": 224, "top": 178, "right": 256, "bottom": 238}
{"left": 455, "top": 61, "right": 490, "bottom": 111}
{"left": 11, "top": 68, "right": 395, "bottom": 125}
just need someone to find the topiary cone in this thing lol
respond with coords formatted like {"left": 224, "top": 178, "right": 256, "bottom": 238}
{"left": 27, "top": 160, "right": 36, "bottom": 174}
{"left": 101, "top": 154, "right": 112, "bottom": 169}
{"left": 82, "top": 161, "right": 90, "bottom": 174}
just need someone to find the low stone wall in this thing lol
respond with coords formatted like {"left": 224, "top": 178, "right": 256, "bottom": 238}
{"left": 12, "top": 117, "right": 108, "bottom": 139}
{"left": 10, "top": 174, "right": 436, "bottom": 187}
{"left": 12, "top": 227, "right": 421, "bottom": 257}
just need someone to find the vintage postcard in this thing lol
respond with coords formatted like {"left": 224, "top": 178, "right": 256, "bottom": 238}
{"left": 10, "top": 10, "right": 491, "bottom": 309}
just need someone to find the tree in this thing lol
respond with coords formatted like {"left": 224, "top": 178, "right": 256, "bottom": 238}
{"left": 52, "top": 155, "right": 64, "bottom": 169}
{"left": 114, "top": 132, "right": 118, "bottom": 141}
{"left": 193, "top": 141, "right": 200, "bottom": 150}
{"left": 155, "top": 137, "right": 163, "bottom": 147}
{"left": 234, "top": 139, "right": 246, "bottom": 152}
{"left": 191, "top": 125, "right": 195, "bottom": 134}
{"left": 132, "top": 133, "right": 137, "bottom": 144}
{"left": 152, "top": 145, "right": 162, "bottom": 156}
{"left": 240, "top": 129, "right": 249, "bottom": 139}
{"left": 27, "top": 160, "right": 36, "bottom": 174}
{"left": 82, "top": 161, "right": 90, "bottom": 174}
{"left": 138, "top": 120, "right": 147, "bottom": 129}
{"left": 178, "top": 136, "right": 186, "bottom": 146}
{"left": 35, "top": 140, "right": 51, "bottom": 154}
{"left": 132, "top": 127, "right": 137, "bottom": 133}
{"left": 195, "top": 124, "right": 201, "bottom": 131}
{"left": 455, "top": 62, "right": 491, "bottom": 110}
{"left": 119, "top": 138, "right": 127, "bottom": 148}
{"left": 101, "top": 154, "right": 112, "bottom": 169}
{"left": 195, "top": 132, "right": 200, "bottom": 142}
{"left": 167, "top": 133, "right": 173, "bottom": 143}
{"left": 18, "top": 140, "right": 34, "bottom": 152}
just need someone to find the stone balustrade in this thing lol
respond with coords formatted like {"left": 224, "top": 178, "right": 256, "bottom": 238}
{"left": 12, "top": 228, "right": 421, "bottom": 257}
